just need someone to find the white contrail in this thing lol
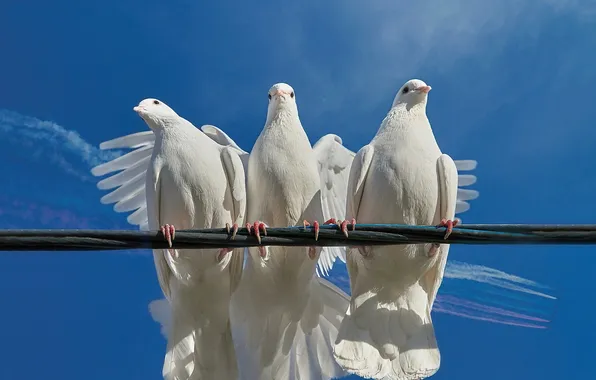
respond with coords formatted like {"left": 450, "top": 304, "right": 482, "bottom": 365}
{"left": 0, "top": 109, "right": 122, "bottom": 180}
{"left": 445, "top": 260, "right": 556, "bottom": 300}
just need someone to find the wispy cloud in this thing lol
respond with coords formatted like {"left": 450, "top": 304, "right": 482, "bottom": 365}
{"left": 445, "top": 260, "right": 556, "bottom": 300}
{"left": 437, "top": 261, "right": 556, "bottom": 328}
{"left": 181, "top": 0, "right": 596, "bottom": 155}
{"left": 233, "top": 0, "right": 595, "bottom": 117}
{"left": 0, "top": 109, "right": 122, "bottom": 181}
{"left": 434, "top": 297, "right": 549, "bottom": 329}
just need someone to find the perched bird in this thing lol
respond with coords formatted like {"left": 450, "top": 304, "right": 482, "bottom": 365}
{"left": 334, "top": 79, "right": 462, "bottom": 379}
{"left": 230, "top": 83, "right": 351, "bottom": 380}
{"left": 91, "top": 98, "right": 246, "bottom": 380}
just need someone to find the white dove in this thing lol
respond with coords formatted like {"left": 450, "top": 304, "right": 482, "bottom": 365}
{"left": 92, "top": 98, "right": 246, "bottom": 380}
{"left": 230, "top": 83, "right": 350, "bottom": 380}
{"left": 333, "top": 79, "right": 461, "bottom": 379}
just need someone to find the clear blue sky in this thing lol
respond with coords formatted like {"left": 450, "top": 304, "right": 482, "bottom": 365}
{"left": 0, "top": 1, "right": 595, "bottom": 379}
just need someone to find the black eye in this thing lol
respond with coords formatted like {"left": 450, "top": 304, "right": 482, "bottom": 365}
{"left": 268, "top": 94, "right": 272, "bottom": 100}
{"left": 290, "top": 92, "right": 295, "bottom": 98}
{"left": 402, "top": 87, "right": 409, "bottom": 94}
{"left": 153, "top": 100, "right": 160, "bottom": 105}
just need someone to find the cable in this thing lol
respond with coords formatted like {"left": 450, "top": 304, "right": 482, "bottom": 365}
{"left": 1, "top": 224, "right": 596, "bottom": 251}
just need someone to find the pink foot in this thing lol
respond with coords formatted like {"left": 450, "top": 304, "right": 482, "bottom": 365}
{"left": 303, "top": 220, "right": 325, "bottom": 259}
{"left": 339, "top": 218, "right": 356, "bottom": 238}
{"left": 161, "top": 224, "right": 176, "bottom": 246}
{"left": 323, "top": 218, "right": 337, "bottom": 225}
{"left": 436, "top": 218, "right": 460, "bottom": 239}
{"left": 160, "top": 224, "right": 177, "bottom": 258}
{"left": 258, "top": 246, "right": 267, "bottom": 259}
{"left": 246, "top": 221, "right": 267, "bottom": 244}
{"left": 303, "top": 220, "right": 321, "bottom": 241}
{"left": 226, "top": 222, "right": 239, "bottom": 240}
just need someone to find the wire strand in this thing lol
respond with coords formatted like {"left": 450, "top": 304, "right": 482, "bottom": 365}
{"left": 1, "top": 224, "right": 596, "bottom": 251}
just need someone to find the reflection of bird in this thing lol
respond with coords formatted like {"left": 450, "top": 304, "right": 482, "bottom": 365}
{"left": 334, "top": 79, "right": 460, "bottom": 379}
{"left": 231, "top": 83, "right": 350, "bottom": 380}
{"left": 92, "top": 98, "right": 246, "bottom": 380}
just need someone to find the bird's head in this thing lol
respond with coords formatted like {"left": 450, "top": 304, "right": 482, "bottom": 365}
{"left": 391, "top": 79, "right": 431, "bottom": 109}
{"left": 133, "top": 98, "right": 178, "bottom": 128}
{"left": 266, "top": 83, "right": 297, "bottom": 116}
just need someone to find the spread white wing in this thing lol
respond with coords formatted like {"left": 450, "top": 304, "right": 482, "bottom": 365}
{"left": 312, "top": 134, "right": 355, "bottom": 276}
{"left": 454, "top": 159, "right": 480, "bottom": 217}
{"left": 91, "top": 131, "right": 155, "bottom": 230}
{"left": 91, "top": 125, "right": 248, "bottom": 229}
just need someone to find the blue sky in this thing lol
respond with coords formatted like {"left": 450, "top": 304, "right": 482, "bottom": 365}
{"left": 1, "top": 1, "right": 595, "bottom": 379}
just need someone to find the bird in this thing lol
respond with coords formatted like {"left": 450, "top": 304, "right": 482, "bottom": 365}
{"left": 91, "top": 98, "right": 246, "bottom": 380}
{"left": 333, "top": 79, "right": 462, "bottom": 379}
{"left": 229, "top": 83, "right": 351, "bottom": 380}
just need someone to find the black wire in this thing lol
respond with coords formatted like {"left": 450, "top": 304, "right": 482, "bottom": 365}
{"left": 1, "top": 224, "right": 596, "bottom": 251}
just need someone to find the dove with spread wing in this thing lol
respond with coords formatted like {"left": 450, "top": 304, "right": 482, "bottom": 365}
{"left": 230, "top": 83, "right": 353, "bottom": 380}
{"left": 92, "top": 99, "right": 246, "bottom": 380}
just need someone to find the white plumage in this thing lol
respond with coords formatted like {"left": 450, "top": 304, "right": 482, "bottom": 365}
{"left": 91, "top": 123, "right": 349, "bottom": 277}
{"left": 92, "top": 86, "right": 481, "bottom": 380}
{"left": 92, "top": 98, "right": 246, "bottom": 380}
{"left": 230, "top": 83, "right": 350, "bottom": 380}
{"left": 333, "top": 79, "right": 473, "bottom": 379}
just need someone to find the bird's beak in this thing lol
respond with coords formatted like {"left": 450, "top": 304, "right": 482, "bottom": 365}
{"left": 133, "top": 106, "right": 143, "bottom": 113}
{"left": 272, "top": 90, "right": 288, "bottom": 97}
{"left": 417, "top": 85, "right": 432, "bottom": 94}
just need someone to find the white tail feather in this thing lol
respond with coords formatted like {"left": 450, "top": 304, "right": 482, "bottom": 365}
{"left": 148, "top": 291, "right": 238, "bottom": 380}
{"left": 233, "top": 277, "right": 349, "bottom": 380}
{"left": 334, "top": 267, "right": 440, "bottom": 379}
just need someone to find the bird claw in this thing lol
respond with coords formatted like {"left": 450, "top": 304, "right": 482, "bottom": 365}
{"left": 247, "top": 221, "right": 267, "bottom": 244}
{"left": 226, "top": 222, "right": 239, "bottom": 240}
{"left": 303, "top": 220, "right": 321, "bottom": 241}
{"left": 161, "top": 224, "right": 176, "bottom": 247}
{"left": 160, "top": 224, "right": 177, "bottom": 258}
{"left": 437, "top": 218, "right": 459, "bottom": 239}
{"left": 338, "top": 218, "right": 356, "bottom": 238}
{"left": 258, "top": 246, "right": 267, "bottom": 259}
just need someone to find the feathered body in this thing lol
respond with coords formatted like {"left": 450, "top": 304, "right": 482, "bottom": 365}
{"left": 142, "top": 100, "right": 245, "bottom": 380}
{"left": 231, "top": 83, "right": 348, "bottom": 380}
{"left": 334, "top": 80, "right": 459, "bottom": 379}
